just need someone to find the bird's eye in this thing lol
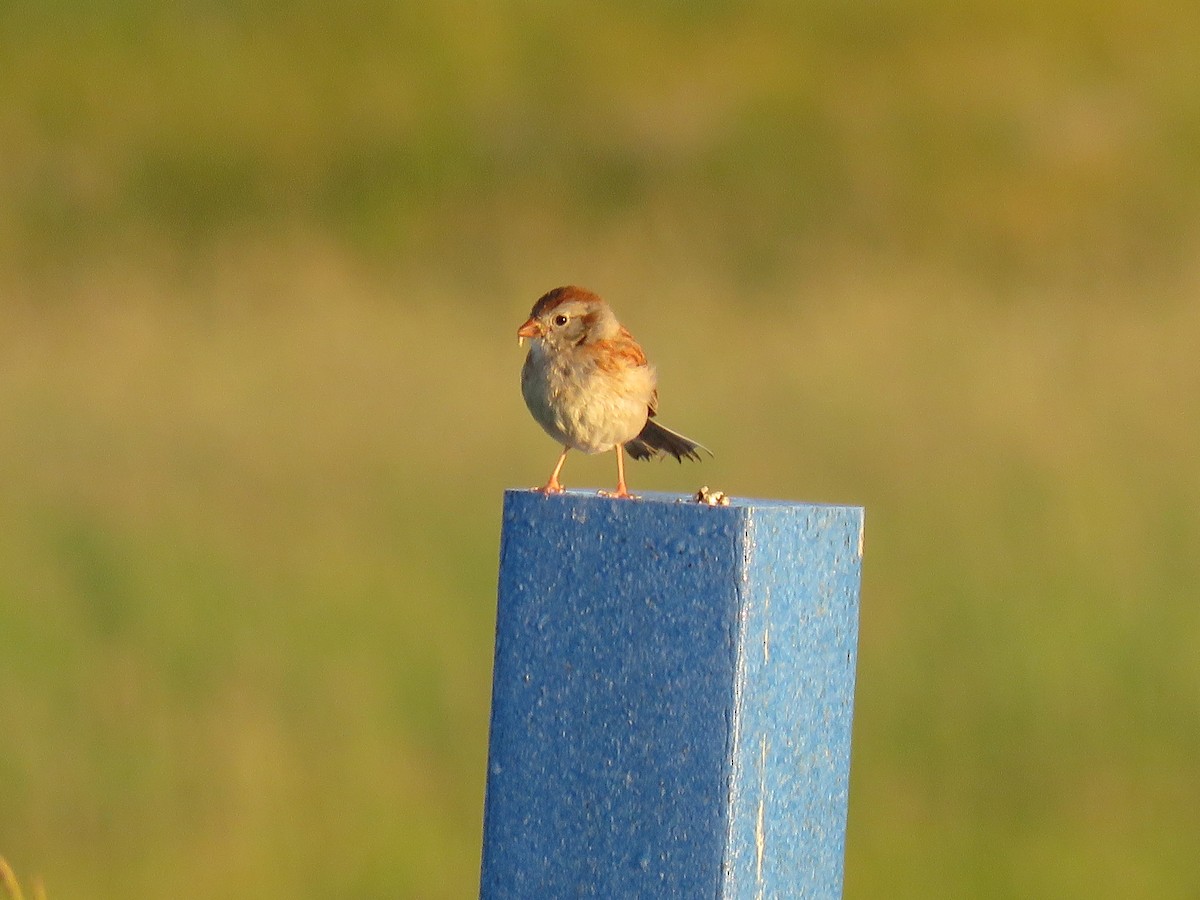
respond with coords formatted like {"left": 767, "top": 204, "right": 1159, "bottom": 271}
{"left": 553, "top": 314, "right": 568, "bottom": 326}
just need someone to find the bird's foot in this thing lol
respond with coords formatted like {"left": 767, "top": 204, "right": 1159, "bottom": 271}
{"left": 598, "top": 485, "right": 638, "bottom": 500}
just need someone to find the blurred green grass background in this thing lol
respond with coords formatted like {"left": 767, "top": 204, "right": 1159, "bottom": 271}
{"left": 2, "top": 2, "right": 1198, "bottom": 897}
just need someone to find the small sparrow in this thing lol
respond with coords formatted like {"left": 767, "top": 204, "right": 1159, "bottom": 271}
{"left": 517, "top": 285, "right": 708, "bottom": 498}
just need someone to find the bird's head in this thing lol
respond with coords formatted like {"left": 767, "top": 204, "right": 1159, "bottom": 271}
{"left": 517, "top": 286, "right": 617, "bottom": 351}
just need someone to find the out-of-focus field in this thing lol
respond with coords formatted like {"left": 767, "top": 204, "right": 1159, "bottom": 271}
{"left": 2, "top": 3, "right": 1198, "bottom": 897}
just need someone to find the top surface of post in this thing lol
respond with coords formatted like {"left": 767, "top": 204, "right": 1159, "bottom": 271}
{"left": 499, "top": 487, "right": 865, "bottom": 513}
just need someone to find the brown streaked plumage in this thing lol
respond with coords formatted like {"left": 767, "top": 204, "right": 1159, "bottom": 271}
{"left": 517, "top": 285, "right": 708, "bottom": 498}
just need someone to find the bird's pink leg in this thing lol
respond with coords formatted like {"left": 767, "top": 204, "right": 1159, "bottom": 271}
{"left": 600, "top": 444, "right": 635, "bottom": 499}
{"left": 538, "top": 446, "right": 569, "bottom": 494}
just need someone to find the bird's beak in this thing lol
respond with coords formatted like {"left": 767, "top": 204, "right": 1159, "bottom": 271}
{"left": 517, "top": 318, "right": 542, "bottom": 346}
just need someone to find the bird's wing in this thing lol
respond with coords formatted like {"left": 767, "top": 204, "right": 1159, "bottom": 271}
{"left": 599, "top": 326, "right": 657, "bottom": 416}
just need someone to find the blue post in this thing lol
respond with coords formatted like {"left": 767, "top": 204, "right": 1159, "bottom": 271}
{"left": 480, "top": 490, "right": 864, "bottom": 898}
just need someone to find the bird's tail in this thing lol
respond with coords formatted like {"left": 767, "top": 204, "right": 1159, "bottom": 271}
{"left": 624, "top": 419, "right": 710, "bottom": 462}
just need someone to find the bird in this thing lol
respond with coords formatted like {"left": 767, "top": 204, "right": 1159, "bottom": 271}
{"left": 517, "top": 285, "right": 707, "bottom": 498}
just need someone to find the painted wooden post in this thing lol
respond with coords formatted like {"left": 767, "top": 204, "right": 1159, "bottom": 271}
{"left": 480, "top": 489, "right": 864, "bottom": 898}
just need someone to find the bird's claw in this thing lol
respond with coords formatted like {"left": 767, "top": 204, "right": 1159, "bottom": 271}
{"left": 598, "top": 488, "right": 638, "bottom": 500}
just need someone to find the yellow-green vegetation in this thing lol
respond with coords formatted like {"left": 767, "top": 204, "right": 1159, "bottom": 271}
{"left": 1, "top": 857, "right": 47, "bottom": 900}
{"left": 2, "top": 3, "right": 1198, "bottom": 898}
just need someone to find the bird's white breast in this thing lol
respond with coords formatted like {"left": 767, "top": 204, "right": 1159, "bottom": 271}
{"left": 521, "top": 343, "right": 655, "bottom": 454}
